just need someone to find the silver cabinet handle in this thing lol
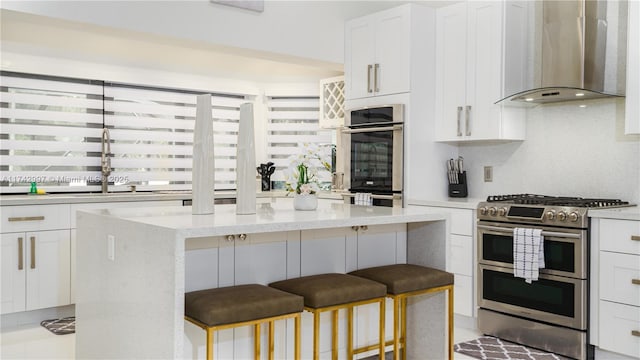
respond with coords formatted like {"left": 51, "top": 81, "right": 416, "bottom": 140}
{"left": 360, "top": 225, "right": 368, "bottom": 231}
{"left": 18, "top": 237, "right": 23, "bottom": 270}
{"left": 374, "top": 63, "right": 380, "bottom": 92}
{"left": 456, "top": 106, "right": 463, "bottom": 136}
{"left": 632, "top": 279, "right": 640, "bottom": 285}
{"left": 465, "top": 105, "right": 472, "bottom": 136}
{"left": 226, "top": 235, "right": 235, "bottom": 242}
{"left": 238, "top": 234, "right": 247, "bottom": 241}
{"left": 632, "top": 330, "right": 640, "bottom": 337}
{"left": 30, "top": 236, "right": 35, "bottom": 269}
{"left": 367, "top": 64, "right": 373, "bottom": 93}
{"left": 351, "top": 226, "right": 359, "bottom": 231}
{"left": 8, "top": 216, "right": 45, "bottom": 222}
{"left": 631, "top": 235, "right": 640, "bottom": 241}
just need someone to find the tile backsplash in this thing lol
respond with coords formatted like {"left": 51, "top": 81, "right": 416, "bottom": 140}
{"left": 459, "top": 98, "right": 640, "bottom": 204}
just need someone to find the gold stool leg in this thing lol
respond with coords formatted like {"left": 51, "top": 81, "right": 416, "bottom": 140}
{"left": 254, "top": 323, "right": 261, "bottom": 360}
{"left": 448, "top": 286, "right": 454, "bottom": 360}
{"left": 269, "top": 320, "right": 275, "bottom": 360}
{"left": 206, "top": 327, "right": 214, "bottom": 360}
{"left": 393, "top": 296, "right": 401, "bottom": 360}
{"left": 401, "top": 297, "right": 407, "bottom": 360}
{"left": 347, "top": 306, "right": 354, "bottom": 359}
{"left": 332, "top": 310, "right": 339, "bottom": 360}
{"left": 313, "top": 311, "right": 320, "bottom": 360}
{"left": 295, "top": 314, "right": 302, "bottom": 360}
{"left": 379, "top": 298, "right": 386, "bottom": 360}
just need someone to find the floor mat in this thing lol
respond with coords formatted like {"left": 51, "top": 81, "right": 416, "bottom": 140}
{"left": 40, "top": 316, "right": 75, "bottom": 335}
{"left": 455, "top": 336, "right": 571, "bottom": 360}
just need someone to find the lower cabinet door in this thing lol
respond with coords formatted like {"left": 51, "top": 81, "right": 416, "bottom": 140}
{"left": 454, "top": 274, "right": 473, "bottom": 317}
{"left": 1, "top": 233, "right": 27, "bottom": 314}
{"left": 599, "top": 300, "right": 640, "bottom": 358}
{"left": 25, "top": 230, "right": 71, "bottom": 311}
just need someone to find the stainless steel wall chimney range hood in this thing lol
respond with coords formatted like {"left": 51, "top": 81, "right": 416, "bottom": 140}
{"left": 498, "top": 0, "right": 628, "bottom": 105}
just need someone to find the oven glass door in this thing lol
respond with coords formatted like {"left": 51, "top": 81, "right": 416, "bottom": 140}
{"left": 479, "top": 264, "right": 586, "bottom": 330}
{"left": 477, "top": 222, "right": 586, "bottom": 278}
{"left": 350, "top": 130, "right": 394, "bottom": 192}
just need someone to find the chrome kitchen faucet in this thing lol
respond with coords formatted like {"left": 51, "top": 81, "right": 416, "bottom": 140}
{"left": 101, "top": 127, "right": 112, "bottom": 193}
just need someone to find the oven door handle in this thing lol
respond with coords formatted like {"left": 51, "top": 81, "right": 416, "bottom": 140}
{"left": 341, "top": 125, "right": 402, "bottom": 133}
{"left": 477, "top": 224, "right": 581, "bottom": 239}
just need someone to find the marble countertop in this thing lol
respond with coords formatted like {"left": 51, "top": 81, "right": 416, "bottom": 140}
{"left": 588, "top": 205, "right": 640, "bottom": 221}
{"left": 0, "top": 190, "right": 343, "bottom": 206}
{"left": 77, "top": 199, "right": 448, "bottom": 237}
{"left": 406, "top": 197, "right": 484, "bottom": 209}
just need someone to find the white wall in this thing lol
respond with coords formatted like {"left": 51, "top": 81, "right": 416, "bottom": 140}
{"left": 0, "top": 0, "right": 402, "bottom": 66}
{"left": 460, "top": 98, "right": 640, "bottom": 204}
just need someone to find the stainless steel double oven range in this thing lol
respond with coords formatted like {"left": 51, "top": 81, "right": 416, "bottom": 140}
{"left": 342, "top": 104, "right": 403, "bottom": 207}
{"left": 477, "top": 194, "right": 631, "bottom": 360}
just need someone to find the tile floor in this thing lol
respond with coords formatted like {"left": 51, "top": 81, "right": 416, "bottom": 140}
{"left": 1, "top": 323, "right": 481, "bottom": 359}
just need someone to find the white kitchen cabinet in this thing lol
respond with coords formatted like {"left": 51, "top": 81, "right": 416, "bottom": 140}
{"left": 345, "top": 4, "right": 429, "bottom": 100}
{"left": 625, "top": 0, "right": 639, "bottom": 134}
{"left": 319, "top": 76, "right": 345, "bottom": 129}
{"left": 1, "top": 230, "right": 71, "bottom": 314}
{"left": 434, "top": 1, "right": 527, "bottom": 142}
{"left": 0, "top": 204, "right": 71, "bottom": 315}
{"left": 595, "top": 218, "right": 640, "bottom": 358}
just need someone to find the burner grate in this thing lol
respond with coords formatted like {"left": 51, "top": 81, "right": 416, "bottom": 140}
{"left": 486, "top": 194, "right": 630, "bottom": 208}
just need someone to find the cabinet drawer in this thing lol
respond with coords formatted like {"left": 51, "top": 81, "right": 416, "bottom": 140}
{"left": 600, "top": 251, "right": 640, "bottom": 306}
{"left": 600, "top": 219, "right": 640, "bottom": 254}
{"left": 450, "top": 234, "right": 473, "bottom": 276}
{"left": 1, "top": 205, "right": 70, "bottom": 232}
{"left": 453, "top": 274, "right": 473, "bottom": 317}
{"left": 598, "top": 301, "right": 640, "bottom": 358}
{"left": 449, "top": 208, "right": 473, "bottom": 236}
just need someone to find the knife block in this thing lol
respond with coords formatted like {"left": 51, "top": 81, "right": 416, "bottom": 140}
{"left": 448, "top": 171, "right": 468, "bottom": 198}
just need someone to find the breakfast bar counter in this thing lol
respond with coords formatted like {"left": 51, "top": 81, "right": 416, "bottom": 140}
{"left": 75, "top": 199, "right": 450, "bottom": 359}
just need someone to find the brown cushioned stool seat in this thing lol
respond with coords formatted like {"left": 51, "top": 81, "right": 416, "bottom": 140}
{"left": 185, "top": 284, "right": 303, "bottom": 360}
{"left": 269, "top": 273, "right": 387, "bottom": 360}
{"left": 349, "top": 264, "right": 454, "bottom": 360}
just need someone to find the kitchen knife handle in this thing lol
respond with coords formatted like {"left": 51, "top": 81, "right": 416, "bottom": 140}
{"left": 367, "top": 65, "right": 373, "bottom": 93}
{"left": 465, "top": 105, "right": 472, "bottom": 136}
{"left": 631, "top": 235, "right": 640, "bottom": 241}
{"left": 456, "top": 107, "right": 463, "bottom": 137}
{"left": 30, "top": 236, "right": 35, "bottom": 269}
{"left": 632, "top": 330, "right": 640, "bottom": 337}
{"left": 18, "top": 237, "right": 23, "bottom": 270}
{"left": 632, "top": 279, "right": 640, "bottom": 285}
{"left": 374, "top": 63, "right": 380, "bottom": 92}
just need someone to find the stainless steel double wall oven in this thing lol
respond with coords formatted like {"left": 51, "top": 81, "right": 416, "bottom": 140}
{"left": 477, "top": 194, "right": 631, "bottom": 360}
{"left": 342, "top": 104, "right": 403, "bottom": 207}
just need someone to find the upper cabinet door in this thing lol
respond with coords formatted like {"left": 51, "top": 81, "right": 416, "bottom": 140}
{"left": 435, "top": 2, "right": 468, "bottom": 141}
{"left": 344, "top": 5, "right": 411, "bottom": 100}
{"left": 625, "top": 0, "right": 639, "bottom": 135}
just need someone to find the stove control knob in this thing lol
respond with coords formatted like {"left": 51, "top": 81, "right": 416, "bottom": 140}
{"left": 479, "top": 207, "right": 488, "bottom": 216}
{"left": 557, "top": 211, "right": 567, "bottom": 221}
{"left": 546, "top": 210, "right": 556, "bottom": 220}
{"left": 569, "top": 212, "right": 579, "bottom": 222}
{"left": 498, "top": 207, "right": 507, "bottom": 217}
{"left": 488, "top": 207, "right": 497, "bottom": 216}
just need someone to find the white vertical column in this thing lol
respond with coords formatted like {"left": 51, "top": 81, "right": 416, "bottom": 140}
{"left": 192, "top": 94, "right": 215, "bottom": 215}
{"left": 236, "top": 103, "right": 257, "bottom": 215}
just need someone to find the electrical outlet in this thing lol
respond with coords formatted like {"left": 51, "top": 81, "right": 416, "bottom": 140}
{"left": 484, "top": 166, "right": 493, "bottom": 182}
{"left": 107, "top": 235, "right": 115, "bottom": 261}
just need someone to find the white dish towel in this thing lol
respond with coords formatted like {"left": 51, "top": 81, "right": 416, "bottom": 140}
{"left": 354, "top": 193, "right": 373, "bottom": 206}
{"left": 513, "top": 227, "right": 545, "bottom": 283}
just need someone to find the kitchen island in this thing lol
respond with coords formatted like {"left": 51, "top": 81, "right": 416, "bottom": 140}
{"left": 75, "top": 199, "right": 450, "bottom": 359}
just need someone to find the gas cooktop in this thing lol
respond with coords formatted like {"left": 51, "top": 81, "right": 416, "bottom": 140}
{"left": 485, "top": 194, "right": 631, "bottom": 208}
{"left": 478, "top": 194, "right": 634, "bottom": 228}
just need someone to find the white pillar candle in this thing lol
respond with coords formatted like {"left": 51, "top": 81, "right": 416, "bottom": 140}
{"left": 192, "top": 94, "right": 215, "bottom": 215}
{"left": 236, "top": 103, "right": 257, "bottom": 215}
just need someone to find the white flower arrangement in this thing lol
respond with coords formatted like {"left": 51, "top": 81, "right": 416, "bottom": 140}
{"left": 284, "top": 142, "right": 332, "bottom": 195}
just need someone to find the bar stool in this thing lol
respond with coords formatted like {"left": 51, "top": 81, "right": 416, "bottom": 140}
{"left": 349, "top": 264, "right": 454, "bottom": 360}
{"left": 184, "top": 284, "right": 304, "bottom": 360}
{"left": 269, "top": 273, "right": 387, "bottom": 360}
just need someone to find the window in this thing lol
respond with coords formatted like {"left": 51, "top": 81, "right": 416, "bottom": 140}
{"left": 0, "top": 72, "right": 104, "bottom": 193}
{"left": 265, "top": 95, "right": 333, "bottom": 187}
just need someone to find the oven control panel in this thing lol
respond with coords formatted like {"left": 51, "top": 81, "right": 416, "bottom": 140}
{"left": 477, "top": 203, "right": 588, "bottom": 228}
